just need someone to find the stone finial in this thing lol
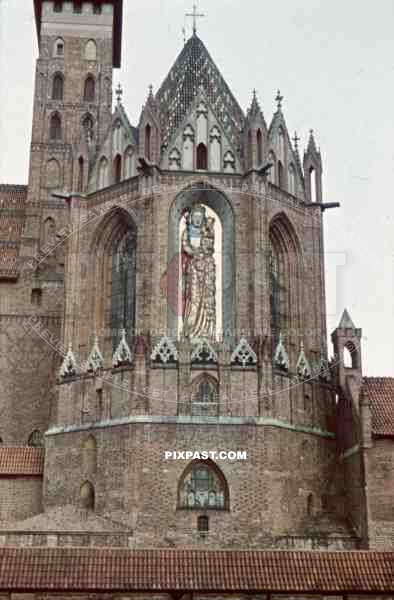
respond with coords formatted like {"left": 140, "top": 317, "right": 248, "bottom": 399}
{"left": 231, "top": 337, "right": 257, "bottom": 367}
{"left": 296, "top": 341, "right": 312, "bottom": 380}
{"left": 151, "top": 336, "right": 178, "bottom": 364}
{"left": 273, "top": 332, "right": 289, "bottom": 371}
{"left": 275, "top": 89, "right": 284, "bottom": 111}
{"left": 113, "top": 329, "right": 132, "bottom": 368}
{"left": 87, "top": 336, "right": 104, "bottom": 373}
{"left": 116, "top": 83, "right": 123, "bottom": 105}
{"left": 59, "top": 343, "right": 77, "bottom": 380}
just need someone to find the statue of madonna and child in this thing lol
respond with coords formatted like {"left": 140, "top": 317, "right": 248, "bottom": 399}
{"left": 181, "top": 204, "right": 216, "bottom": 340}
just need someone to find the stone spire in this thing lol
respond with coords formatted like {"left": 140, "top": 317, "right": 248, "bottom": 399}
{"left": 338, "top": 308, "right": 356, "bottom": 330}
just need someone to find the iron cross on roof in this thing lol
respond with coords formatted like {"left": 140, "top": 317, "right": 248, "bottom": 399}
{"left": 186, "top": 3, "right": 205, "bottom": 36}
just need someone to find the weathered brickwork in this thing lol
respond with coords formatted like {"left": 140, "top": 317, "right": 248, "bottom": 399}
{"left": 0, "top": 6, "right": 392, "bottom": 598}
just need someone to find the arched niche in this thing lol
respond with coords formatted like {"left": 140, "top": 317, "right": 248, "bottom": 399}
{"left": 168, "top": 184, "right": 234, "bottom": 339}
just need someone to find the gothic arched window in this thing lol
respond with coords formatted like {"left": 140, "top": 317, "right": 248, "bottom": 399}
{"left": 84, "top": 76, "right": 95, "bottom": 102}
{"left": 194, "top": 377, "right": 218, "bottom": 416}
{"left": 288, "top": 163, "right": 296, "bottom": 195}
{"left": 28, "top": 430, "right": 44, "bottom": 448}
{"left": 257, "top": 128, "right": 263, "bottom": 166}
{"left": 52, "top": 73, "right": 64, "bottom": 100}
{"left": 145, "top": 124, "right": 151, "bottom": 160}
{"left": 124, "top": 146, "right": 135, "bottom": 178}
{"left": 278, "top": 127, "right": 285, "bottom": 162}
{"left": 309, "top": 166, "right": 317, "bottom": 202}
{"left": 98, "top": 156, "right": 108, "bottom": 189}
{"left": 83, "top": 114, "right": 94, "bottom": 141}
{"left": 77, "top": 156, "right": 84, "bottom": 192}
{"left": 85, "top": 40, "right": 97, "bottom": 60}
{"left": 113, "top": 154, "right": 122, "bottom": 183}
{"left": 267, "top": 150, "right": 276, "bottom": 183}
{"left": 80, "top": 481, "right": 95, "bottom": 511}
{"left": 178, "top": 461, "right": 229, "bottom": 510}
{"left": 53, "top": 37, "right": 64, "bottom": 57}
{"left": 49, "top": 113, "right": 62, "bottom": 140}
{"left": 269, "top": 215, "right": 302, "bottom": 347}
{"left": 109, "top": 229, "right": 136, "bottom": 349}
{"left": 196, "top": 143, "right": 208, "bottom": 170}
{"left": 277, "top": 160, "right": 284, "bottom": 188}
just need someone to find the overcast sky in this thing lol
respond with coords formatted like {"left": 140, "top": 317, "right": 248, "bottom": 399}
{"left": 0, "top": 0, "right": 393, "bottom": 375}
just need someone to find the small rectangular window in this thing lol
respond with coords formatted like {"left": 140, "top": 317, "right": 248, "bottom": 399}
{"left": 73, "top": 1, "right": 82, "bottom": 13}
{"left": 54, "top": 1, "right": 63, "bottom": 12}
{"left": 197, "top": 515, "right": 209, "bottom": 532}
{"left": 56, "top": 42, "right": 64, "bottom": 56}
{"left": 93, "top": 3, "right": 102, "bottom": 14}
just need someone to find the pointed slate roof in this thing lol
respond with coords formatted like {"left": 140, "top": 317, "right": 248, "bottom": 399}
{"left": 155, "top": 34, "right": 245, "bottom": 154}
{"left": 338, "top": 308, "right": 356, "bottom": 330}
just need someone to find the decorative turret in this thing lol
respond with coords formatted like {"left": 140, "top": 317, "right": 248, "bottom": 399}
{"left": 245, "top": 89, "right": 267, "bottom": 170}
{"left": 331, "top": 309, "right": 363, "bottom": 403}
{"left": 303, "top": 129, "right": 323, "bottom": 203}
{"left": 139, "top": 84, "right": 161, "bottom": 164}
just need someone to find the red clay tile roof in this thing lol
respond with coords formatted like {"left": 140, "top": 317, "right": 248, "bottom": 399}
{"left": 0, "top": 185, "right": 27, "bottom": 280}
{"left": 363, "top": 377, "right": 394, "bottom": 437}
{"left": 0, "top": 548, "right": 392, "bottom": 593}
{"left": 0, "top": 448, "right": 44, "bottom": 476}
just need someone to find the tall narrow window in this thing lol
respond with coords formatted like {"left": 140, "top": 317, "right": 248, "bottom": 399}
{"left": 80, "top": 481, "right": 95, "bottom": 511}
{"left": 269, "top": 215, "right": 302, "bottom": 347}
{"left": 77, "top": 157, "right": 84, "bottom": 192}
{"left": 93, "top": 2, "right": 102, "bottom": 14}
{"left": 84, "top": 76, "right": 95, "bottom": 102}
{"left": 178, "top": 461, "right": 229, "bottom": 510}
{"left": 83, "top": 114, "right": 94, "bottom": 141}
{"left": 85, "top": 40, "right": 97, "bottom": 61}
{"left": 113, "top": 154, "right": 122, "bottom": 183}
{"left": 288, "top": 163, "right": 296, "bottom": 195}
{"left": 54, "top": 0, "right": 62, "bottom": 12}
{"left": 269, "top": 240, "right": 281, "bottom": 345}
{"left": 49, "top": 113, "right": 62, "bottom": 140}
{"left": 98, "top": 156, "right": 108, "bottom": 189}
{"left": 257, "top": 128, "right": 263, "bottom": 166}
{"left": 145, "top": 124, "right": 151, "bottom": 160}
{"left": 277, "top": 160, "right": 284, "bottom": 188}
{"left": 310, "top": 167, "right": 317, "bottom": 202}
{"left": 196, "top": 143, "right": 208, "bottom": 170}
{"left": 52, "top": 73, "right": 64, "bottom": 100}
{"left": 54, "top": 38, "right": 64, "bottom": 57}
{"left": 110, "top": 230, "right": 136, "bottom": 349}
{"left": 267, "top": 151, "right": 276, "bottom": 183}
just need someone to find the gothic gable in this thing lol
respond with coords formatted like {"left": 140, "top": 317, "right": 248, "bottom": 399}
{"left": 161, "top": 92, "right": 241, "bottom": 173}
{"left": 88, "top": 104, "right": 138, "bottom": 192}
{"left": 155, "top": 34, "right": 245, "bottom": 159}
{"left": 267, "top": 110, "right": 305, "bottom": 199}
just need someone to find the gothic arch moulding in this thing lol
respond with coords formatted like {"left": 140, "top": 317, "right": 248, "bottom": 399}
{"left": 269, "top": 212, "right": 304, "bottom": 341}
{"left": 177, "top": 458, "right": 229, "bottom": 510}
{"left": 167, "top": 183, "right": 235, "bottom": 339}
{"left": 90, "top": 207, "right": 138, "bottom": 351}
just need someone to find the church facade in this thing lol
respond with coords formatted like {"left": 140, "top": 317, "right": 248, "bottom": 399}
{"left": 0, "top": 1, "right": 393, "bottom": 595}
